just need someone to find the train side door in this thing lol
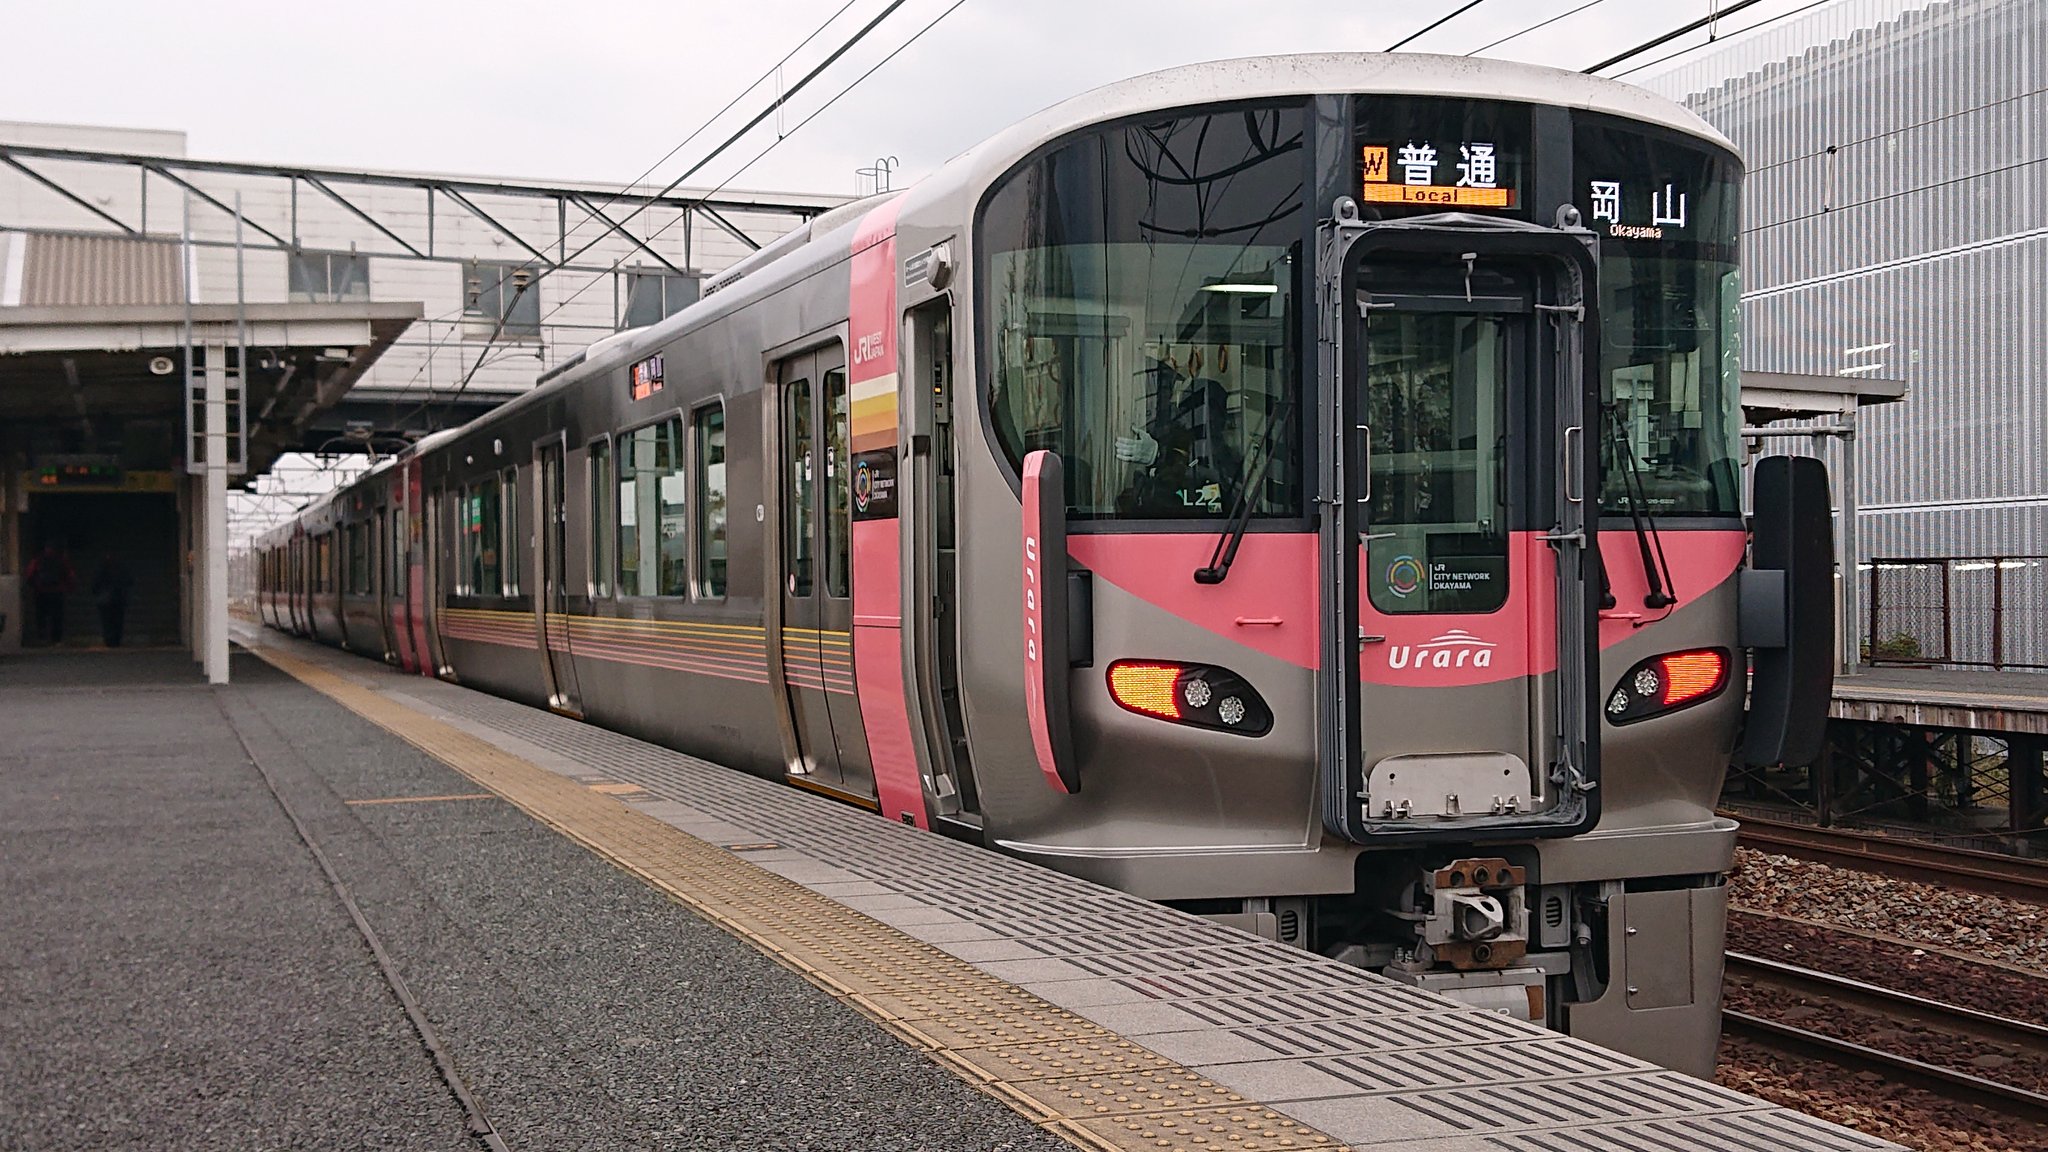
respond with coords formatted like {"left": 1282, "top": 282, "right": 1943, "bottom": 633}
{"left": 775, "top": 348, "right": 871, "bottom": 794}
{"left": 536, "top": 440, "right": 583, "bottom": 715}
{"left": 374, "top": 507, "right": 397, "bottom": 660}
{"left": 423, "top": 488, "right": 451, "bottom": 677}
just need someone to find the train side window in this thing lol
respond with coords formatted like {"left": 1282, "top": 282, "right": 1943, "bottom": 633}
{"left": 357, "top": 522, "right": 371, "bottom": 594}
{"left": 822, "top": 368, "right": 850, "bottom": 599}
{"left": 655, "top": 419, "right": 687, "bottom": 596}
{"left": 387, "top": 511, "right": 401, "bottom": 591}
{"left": 588, "top": 438, "right": 612, "bottom": 597}
{"left": 784, "top": 377, "right": 814, "bottom": 597}
{"left": 465, "top": 480, "right": 503, "bottom": 596}
{"left": 500, "top": 468, "right": 522, "bottom": 597}
{"left": 618, "top": 418, "right": 685, "bottom": 596}
{"left": 694, "top": 404, "right": 727, "bottom": 599}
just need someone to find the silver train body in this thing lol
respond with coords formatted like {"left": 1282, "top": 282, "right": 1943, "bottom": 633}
{"left": 257, "top": 54, "right": 1798, "bottom": 1075}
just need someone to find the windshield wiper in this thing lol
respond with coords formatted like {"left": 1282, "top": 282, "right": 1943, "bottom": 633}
{"left": 1194, "top": 398, "right": 1295, "bottom": 585}
{"left": 1605, "top": 404, "right": 1678, "bottom": 609}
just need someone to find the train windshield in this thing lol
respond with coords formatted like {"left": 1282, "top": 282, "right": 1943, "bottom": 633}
{"left": 979, "top": 104, "right": 1306, "bottom": 523}
{"left": 1574, "top": 116, "right": 1744, "bottom": 518}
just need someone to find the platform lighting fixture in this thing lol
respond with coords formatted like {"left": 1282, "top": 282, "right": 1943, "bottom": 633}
{"left": 1201, "top": 281, "right": 1278, "bottom": 294}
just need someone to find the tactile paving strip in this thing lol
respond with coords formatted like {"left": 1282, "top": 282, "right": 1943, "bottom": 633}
{"left": 250, "top": 644, "right": 1354, "bottom": 1152}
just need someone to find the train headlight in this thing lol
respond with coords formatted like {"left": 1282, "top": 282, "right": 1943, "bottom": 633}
{"left": 1605, "top": 648, "right": 1732, "bottom": 725}
{"left": 1106, "top": 660, "right": 1271, "bottom": 736}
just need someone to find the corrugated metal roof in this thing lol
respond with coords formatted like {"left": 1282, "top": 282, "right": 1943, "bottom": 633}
{"left": 19, "top": 232, "right": 185, "bottom": 307}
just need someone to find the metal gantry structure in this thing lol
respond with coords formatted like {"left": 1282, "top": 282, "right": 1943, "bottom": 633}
{"left": 0, "top": 142, "right": 828, "bottom": 273}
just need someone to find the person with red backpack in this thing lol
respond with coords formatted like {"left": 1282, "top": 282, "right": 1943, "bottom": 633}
{"left": 24, "top": 542, "right": 78, "bottom": 646}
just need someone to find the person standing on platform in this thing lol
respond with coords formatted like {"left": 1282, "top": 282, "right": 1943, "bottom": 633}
{"left": 24, "top": 542, "right": 77, "bottom": 646}
{"left": 92, "top": 554, "right": 133, "bottom": 648}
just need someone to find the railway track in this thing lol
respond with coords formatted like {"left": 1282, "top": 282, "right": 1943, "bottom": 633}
{"left": 1735, "top": 815, "right": 2048, "bottom": 903}
{"left": 1724, "top": 949, "right": 2048, "bottom": 1125}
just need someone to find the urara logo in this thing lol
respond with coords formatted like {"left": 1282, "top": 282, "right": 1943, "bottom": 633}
{"left": 1388, "top": 629, "right": 1495, "bottom": 671}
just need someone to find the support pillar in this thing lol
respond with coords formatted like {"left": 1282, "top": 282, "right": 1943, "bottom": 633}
{"left": 204, "top": 341, "right": 229, "bottom": 684}
{"left": 2012, "top": 736, "right": 2046, "bottom": 836}
{"left": 1837, "top": 411, "right": 1861, "bottom": 676}
{"left": 187, "top": 472, "right": 203, "bottom": 656}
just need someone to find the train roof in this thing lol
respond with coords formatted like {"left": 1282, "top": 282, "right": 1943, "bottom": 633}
{"left": 958, "top": 51, "right": 1737, "bottom": 175}
{"left": 430, "top": 52, "right": 1734, "bottom": 442}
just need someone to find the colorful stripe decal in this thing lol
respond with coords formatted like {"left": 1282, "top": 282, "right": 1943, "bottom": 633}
{"left": 846, "top": 197, "right": 927, "bottom": 829}
{"left": 436, "top": 609, "right": 865, "bottom": 693}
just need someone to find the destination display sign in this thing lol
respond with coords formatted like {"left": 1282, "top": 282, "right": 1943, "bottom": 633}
{"left": 1583, "top": 178, "right": 1692, "bottom": 241}
{"left": 629, "top": 353, "right": 664, "bottom": 401}
{"left": 1354, "top": 95, "right": 1531, "bottom": 218}
{"left": 1360, "top": 141, "right": 1515, "bottom": 209}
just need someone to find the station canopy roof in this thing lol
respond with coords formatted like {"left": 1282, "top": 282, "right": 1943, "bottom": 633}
{"left": 0, "top": 233, "right": 420, "bottom": 482}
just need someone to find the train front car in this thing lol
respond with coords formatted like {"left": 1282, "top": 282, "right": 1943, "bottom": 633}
{"left": 901, "top": 56, "right": 1766, "bottom": 1075}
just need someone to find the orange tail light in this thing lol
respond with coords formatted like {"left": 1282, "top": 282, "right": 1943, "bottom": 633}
{"left": 1659, "top": 650, "right": 1727, "bottom": 706}
{"left": 1107, "top": 661, "right": 1184, "bottom": 721}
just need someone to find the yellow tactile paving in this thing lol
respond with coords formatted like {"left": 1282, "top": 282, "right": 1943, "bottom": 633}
{"left": 344, "top": 793, "right": 497, "bottom": 806}
{"left": 247, "top": 642, "right": 1352, "bottom": 1152}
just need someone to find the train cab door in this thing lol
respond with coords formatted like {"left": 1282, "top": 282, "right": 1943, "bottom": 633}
{"left": 775, "top": 347, "right": 872, "bottom": 797}
{"left": 535, "top": 440, "right": 583, "bottom": 715}
{"left": 904, "top": 299, "right": 982, "bottom": 823}
{"left": 1328, "top": 242, "right": 1597, "bottom": 841}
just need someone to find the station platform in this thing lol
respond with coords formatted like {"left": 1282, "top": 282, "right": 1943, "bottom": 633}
{"left": 1834, "top": 664, "right": 2048, "bottom": 736}
{"left": 4, "top": 633, "right": 1901, "bottom": 1152}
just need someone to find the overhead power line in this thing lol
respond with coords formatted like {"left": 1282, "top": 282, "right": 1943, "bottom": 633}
{"left": 527, "top": 0, "right": 974, "bottom": 336}
{"left": 1581, "top": 0, "right": 1772, "bottom": 75}
{"left": 376, "top": 0, "right": 877, "bottom": 412}
{"left": 1610, "top": 0, "right": 1831, "bottom": 78}
{"left": 427, "top": 0, "right": 922, "bottom": 418}
{"left": 1386, "top": 0, "right": 1492, "bottom": 52}
{"left": 1464, "top": 0, "right": 1605, "bottom": 57}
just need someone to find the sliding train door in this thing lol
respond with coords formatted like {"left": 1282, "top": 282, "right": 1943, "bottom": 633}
{"left": 774, "top": 345, "right": 875, "bottom": 800}
{"left": 535, "top": 439, "right": 583, "bottom": 715}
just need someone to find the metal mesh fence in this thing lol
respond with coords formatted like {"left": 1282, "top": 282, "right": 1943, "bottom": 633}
{"left": 1867, "top": 556, "right": 2048, "bottom": 669}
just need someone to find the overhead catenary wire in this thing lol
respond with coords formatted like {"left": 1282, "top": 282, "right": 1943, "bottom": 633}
{"left": 422, "top": 0, "right": 925, "bottom": 419}
{"left": 1463, "top": 0, "right": 1605, "bottom": 56}
{"left": 1608, "top": 0, "right": 1833, "bottom": 78}
{"left": 1385, "top": 0, "right": 1492, "bottom": 52}
{"left": 525, "top": 0, "right": 974, "bottom": 334}
{"left": 370, "top": 0, "right": 875, "bottom": 413}
{"left": 1581, "top": 0, "right": 1772, "bottom": 75}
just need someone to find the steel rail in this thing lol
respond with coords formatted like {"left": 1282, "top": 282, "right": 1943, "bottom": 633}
{"left": 1722, "top": 1010, "right": 2048, "bottom": 1124}
{"left": 1726, "top": 950, "right": 2048, "bottom": 1055}
{"left": 1737, "top": 816, "right": 2048, "bottom": 903}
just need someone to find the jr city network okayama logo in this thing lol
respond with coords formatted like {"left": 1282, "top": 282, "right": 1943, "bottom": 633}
{"left": 1384, "top": 554, "right": 1425, "bottom": 598}
{"left": 853, "top": 459, "right": 874, "bottom": 512}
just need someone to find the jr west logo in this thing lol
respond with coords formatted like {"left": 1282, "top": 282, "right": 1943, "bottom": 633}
{"left": 1388, "top": 629, "right": 1495, "bottom": 671}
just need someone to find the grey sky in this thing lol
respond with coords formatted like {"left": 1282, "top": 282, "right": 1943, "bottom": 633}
{"left": 2, "top": 1, "right": 1830, "bottom": 195}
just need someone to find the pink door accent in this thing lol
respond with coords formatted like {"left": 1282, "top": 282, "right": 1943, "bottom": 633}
{"left": 846, "top": 198, "right": 928, "bottom": 828}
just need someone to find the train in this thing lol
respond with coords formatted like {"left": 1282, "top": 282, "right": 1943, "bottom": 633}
{"left": 255, "top": 53, "right": 1835, "bottom": 1077}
